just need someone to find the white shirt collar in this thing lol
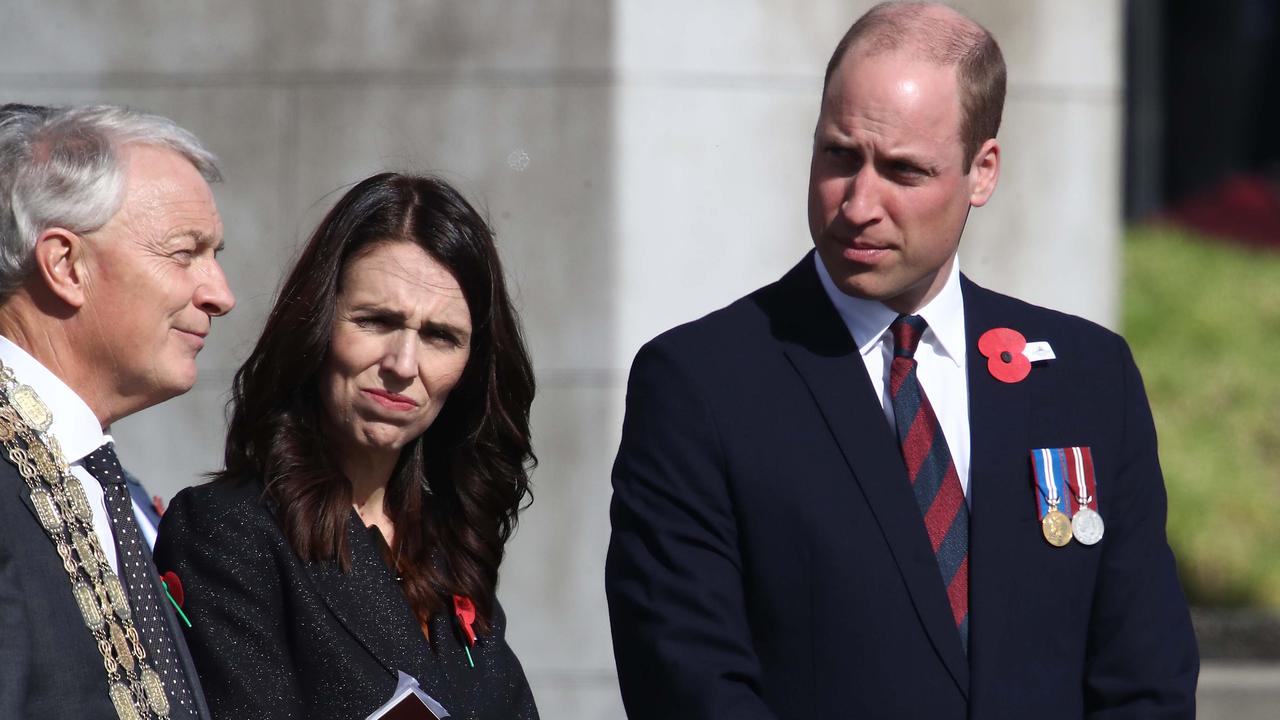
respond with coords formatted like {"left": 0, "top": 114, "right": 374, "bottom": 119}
{"left": 813, "top": 251, "right": 966, "bottom": 366}
{"left": 0, "top": 335, "right": 110, "bottom": 463}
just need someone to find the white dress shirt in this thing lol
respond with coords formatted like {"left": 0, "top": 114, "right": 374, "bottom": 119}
{"left": 814, "top": 253, "right": 972, "bottom": 501}
{"left": 0, "top": 336, "right": 150, "bottom": 571}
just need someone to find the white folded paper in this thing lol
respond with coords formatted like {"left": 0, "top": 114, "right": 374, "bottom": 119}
{"left": 365, "top": 671, "right": 450, "bottom": 720}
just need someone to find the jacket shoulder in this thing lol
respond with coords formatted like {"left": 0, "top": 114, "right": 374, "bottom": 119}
{"left": 160, "top": 477, "right": 278, "bottom": 545}
{"left": 963, "top": 278, "right": 1128, "bottom": 350}
{"left": 170, "top": 476, "right": 269, "bottom": 513}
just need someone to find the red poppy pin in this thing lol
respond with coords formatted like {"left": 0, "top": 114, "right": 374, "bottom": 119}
{"left": 160, "top": 571, "right": 192, "bottom": 628}
{"left": 453, "top": 595, "right": 478, "bottom": 667}
{"left": 978, "top": 327, "right": 1031, "bottom": 383}
{"left": 161, "top": 571, "right": 184, "bottom": 606}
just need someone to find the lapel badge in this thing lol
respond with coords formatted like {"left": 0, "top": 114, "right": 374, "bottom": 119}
{"left": 160, "top": 571, "right": 192, "bottom": 627}
{"left": 1030, "top": 447, "right": 1104, "bottom": 547}
{"left": 452, "top": 595, "right": 477, "bottom": 667}
{"left": 978, "top": 328, "right": 1054, "bottom": 384}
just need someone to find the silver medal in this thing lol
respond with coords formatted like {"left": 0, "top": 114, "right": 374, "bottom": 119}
{"left": 1071, "top": 507, "right": 1105, "bottom": 545}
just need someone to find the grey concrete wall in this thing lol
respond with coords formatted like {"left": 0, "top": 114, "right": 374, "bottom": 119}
{"left": 0, "top": 2, "right": 1170, "bottom": 718}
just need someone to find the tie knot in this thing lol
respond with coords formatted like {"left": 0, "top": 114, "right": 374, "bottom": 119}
{"left": 83, "top": 443, "right": 126, "bottom": 486}
{"left": 891, "top": 314, "right": 928, "bottom": 359}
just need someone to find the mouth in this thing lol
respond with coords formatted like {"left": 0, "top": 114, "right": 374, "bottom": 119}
{"left": 174, "top": 328, "right": 208, "bottom": 348}
{"left": 833, "top": 237, "right": 893, "bottom": 265}
{"left": 362, "top": 388, "right": 419, "bottom": 411}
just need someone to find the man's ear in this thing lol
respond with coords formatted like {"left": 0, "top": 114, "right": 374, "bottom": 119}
{"left": 33, "top": 227, "right": 87, "bottom": 309}
{"left": 968, "top": 138, "right": 1000, "bottom": 208}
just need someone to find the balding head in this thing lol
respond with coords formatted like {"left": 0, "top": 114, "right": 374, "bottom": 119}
{"left": 823, "top": 2, "right": 1006, "bottom": 165}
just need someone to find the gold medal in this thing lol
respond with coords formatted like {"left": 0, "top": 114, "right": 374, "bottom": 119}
{"left": 1041, "top": 509, "right": 1073, "bottom": 547}
{"left": 11, "top": 383, "right": 52, "bottom": 432}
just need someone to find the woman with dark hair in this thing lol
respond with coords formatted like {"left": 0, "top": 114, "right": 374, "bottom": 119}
{"left": 154, "top": 173, "right": 539, "bottom": 720}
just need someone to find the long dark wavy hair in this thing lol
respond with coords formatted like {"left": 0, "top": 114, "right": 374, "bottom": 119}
{"left": 217, "top": 172, "right": 535, "bottom": 632}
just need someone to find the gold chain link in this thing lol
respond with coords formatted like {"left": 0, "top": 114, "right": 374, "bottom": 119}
{"left": 0, "top": 363, "right": 167, "bottom": 720}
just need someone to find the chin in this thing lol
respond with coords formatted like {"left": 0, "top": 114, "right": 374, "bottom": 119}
{"left": 167, "top": 365, "right": 200, "bottom": 394}
{"left": 354, "top": 429, "right": 413, "bottom": 454}
{"left": 831, "top": 272, "right": 887, "bottom": 301}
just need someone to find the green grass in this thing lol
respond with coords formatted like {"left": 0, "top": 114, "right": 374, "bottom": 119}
{"left": 1124, "top": 226, "right": 1280, "bottom": 608}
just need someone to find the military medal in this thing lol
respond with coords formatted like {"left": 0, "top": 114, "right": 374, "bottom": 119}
{"left": 1071, "top": 508, "right": 1104, "bottom": 545}
{"left": 1063, "top": 446, "right": 1105, "bottom": 545}
{"left": 1031, "top": 448, "right": 1074, "bottom": 546}
{"left": 1041, "top": 510, "right": 1072, "bottom": 547}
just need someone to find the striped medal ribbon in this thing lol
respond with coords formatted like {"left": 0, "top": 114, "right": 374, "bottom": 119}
{"left": 1061, "top": 446, "right": 1104, "bottom": 545}
{"left": 1031, "top": 448, "right": 1074, "bottom": 547}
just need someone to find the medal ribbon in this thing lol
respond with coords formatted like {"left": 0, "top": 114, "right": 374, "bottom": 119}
{"left": 1030, "top": 448, "right": 1069, "bottom": 519}
{"left": 1062, "top": 446, "right": 1099, "bottom": 513}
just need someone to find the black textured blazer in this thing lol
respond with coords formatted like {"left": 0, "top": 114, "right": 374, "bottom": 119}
{"left": 154, "top": 479, "right": 538, "bottom": 720}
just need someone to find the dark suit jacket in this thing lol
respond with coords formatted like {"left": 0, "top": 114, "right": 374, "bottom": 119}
{"left": 605, "top": 253, "right": 1199, "bottom": 719}
{"left": 153, "top": 479, "right": 538, "bottom": 720}
{"left": 0, "top": 459, "right": 211, "bottom": 719}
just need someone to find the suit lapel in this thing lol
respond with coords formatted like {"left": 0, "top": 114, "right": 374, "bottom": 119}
{"left": 962, "top": 278, "right": 1034, "bottom": 672}
{"left": 303, "top": 514, "right": 446, "bottom": 695}
{"left": 772, "top": 256, "right": 970, "bottom": 697}
{"left": 18, "top": 487, "right": 38, "bottom": 524}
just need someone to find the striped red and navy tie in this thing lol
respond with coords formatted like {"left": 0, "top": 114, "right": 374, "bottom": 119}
{"left": 888, "top": 314, "right": 969, "bottom": 652}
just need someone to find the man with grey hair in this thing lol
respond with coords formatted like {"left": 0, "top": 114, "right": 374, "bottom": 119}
{"left": 0, "top": 103, "right": 232, "bottom": 719}
{"left": 607, "top": 3, "right": 1197, "bottom": 718}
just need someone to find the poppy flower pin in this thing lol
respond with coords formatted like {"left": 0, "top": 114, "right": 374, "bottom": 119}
{"left": 160, "top": 570, "right": 192, "bottom": 627}
{"left": 978, "top": 327, "right": 1053, "bottom": 383}
{"left": 453, "top": 594, "right": 478, "bottom": 667}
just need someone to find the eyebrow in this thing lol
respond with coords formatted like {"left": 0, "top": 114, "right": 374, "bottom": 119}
{"left": 176, "top": 229, "right": 225, "bottom": 252}
{"left": 349, "top": 305, "right": 471, "bottom": 338}
{"left": 880, "top": 150, "right": 942, "bottom": 173}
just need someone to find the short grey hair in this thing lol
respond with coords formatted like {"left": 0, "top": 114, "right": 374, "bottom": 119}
{"left": 0, "top": 103, "right": 221, "bottom": 300}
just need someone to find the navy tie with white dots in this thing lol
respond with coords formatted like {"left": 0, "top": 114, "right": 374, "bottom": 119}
{"left": 83, "top": 442, "right": 197, "bottom": 719}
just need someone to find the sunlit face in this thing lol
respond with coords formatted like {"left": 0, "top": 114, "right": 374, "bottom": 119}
{"left": 80, "top": 143, "right": 234, "bottom": 412}
{"left": 319, "top": 241, "right": 472, "bottom": 467}
{"left": 807, "top": 48, "right": 998, "bottom": 313}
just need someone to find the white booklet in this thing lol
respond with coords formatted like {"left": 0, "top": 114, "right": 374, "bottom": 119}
{"left": 365, "top": 671, "right": 451, "bottom": 720}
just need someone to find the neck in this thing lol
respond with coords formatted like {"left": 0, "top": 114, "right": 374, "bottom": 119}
{"left": 342, "top": 447, "right": 399, "bottom": 537}
{"left": 0, "top": 299, "right": 112, "bottom": 429}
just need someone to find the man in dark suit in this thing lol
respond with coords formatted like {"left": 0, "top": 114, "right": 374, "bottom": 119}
{"left": 0, "top": 103, "right": 235, "bottom": 719}
{"left": 605, "top": 3, "right": 1199, "bottom": 718}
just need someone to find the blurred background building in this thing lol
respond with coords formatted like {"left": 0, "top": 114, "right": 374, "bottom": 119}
{"left": 1, "top": 0, "right": 1275, "bottom": 717}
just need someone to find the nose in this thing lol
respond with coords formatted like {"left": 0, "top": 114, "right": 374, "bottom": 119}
{"left": 195, "top": 258, "right": 236, "bottom": 317}
{"left": 381, "top": 331, "right": 419, "bottom": 380}
{"left": 839, "top": 165, "right": 884, "bottom": 228}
